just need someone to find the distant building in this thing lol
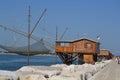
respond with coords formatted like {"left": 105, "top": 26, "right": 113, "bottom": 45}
{"left": 98, "top": 50, "right": 114, "bottom": 61}
{"left": 55, "top": 38, "right": 100, "bottom": 64}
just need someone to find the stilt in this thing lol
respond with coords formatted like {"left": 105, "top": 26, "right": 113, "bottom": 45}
{"left": 57, "top": 53, "right": 78, "bottom": 65}
{"left": 56, "top": 38, "right": 100, "bottom": 65}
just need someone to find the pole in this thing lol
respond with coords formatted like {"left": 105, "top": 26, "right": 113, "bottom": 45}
{"left": 27, "top": 6, "right": 46, "bottom": 65}
{"left": 28, "top": 6, "right": 31, "bottom": 65}
{"left": 55, "top": 26, "right": 58, "bottom": 63}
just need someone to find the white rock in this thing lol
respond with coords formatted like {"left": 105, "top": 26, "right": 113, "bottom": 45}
{"left": 48, "top": 75, "right": 81, "bottom": 80}
{"left": 19, "top": 74, "right": 46, "bottom": 80}
{"left": 61, "top": 71, "right": 84, "bottom": 80}
{"left": 85, "top": 72, "right": 93, "bottom": 80}
{"left": 17, "top": 66, "right": 61, "bottom": 78}
{"left": 0, "top": 70, "right": 19, "bottom": 80}
{"left": 50, "top": 64, "right": 67, "bottom": 69}
{"left": 62, "top": 64, "right": 76, "bottom": 73}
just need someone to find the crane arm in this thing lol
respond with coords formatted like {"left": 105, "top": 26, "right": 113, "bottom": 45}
{"left": 0, "top": 25, "right": 28, "bottom": 38}
{"left": 0, "top": 24, "right": 54, "bottom": 48}
{"left": 0, "top": 25, "right": 42, "bottom": 42}
{"left": 30, "top": 8, "right": 47, "bottom": 35}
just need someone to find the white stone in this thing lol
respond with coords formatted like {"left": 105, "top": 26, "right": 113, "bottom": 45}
{"left": 85, "top": 72, "right": 93, "bottom": 80}
{"left": 0, "top": 70, "right": 19, "bottom": 80}
{"left": 62, "top": 64, "right": 76, "bottom": 73}
{"left": 19, "top": 74, "right": 46, "bottom": 80}
{"left": 50, "top": 64, "right": 67, "bottom": 69}
{"left": 17, "top": 66, "right": 61, "bottom": 78}
{"left": 61, "top": 71, "right": 84, "bottom": 80}
{"left": 48, "top": 75, "right": 81, "bottom": 80}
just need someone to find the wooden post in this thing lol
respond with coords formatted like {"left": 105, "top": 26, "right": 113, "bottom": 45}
{"left": 27, "top": 6, "right": 31, "bottom": 65}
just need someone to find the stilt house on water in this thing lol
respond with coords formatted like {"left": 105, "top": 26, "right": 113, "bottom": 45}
{"left": 98, "top": 50, "right": 114, "bottom": 61}
{"left": 55, "top": 38, "right": 100, "bottom": 65}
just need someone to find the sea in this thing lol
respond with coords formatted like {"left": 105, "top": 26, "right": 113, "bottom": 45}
{"left": 0, "top": 53, "right": 62, "bottom": 71}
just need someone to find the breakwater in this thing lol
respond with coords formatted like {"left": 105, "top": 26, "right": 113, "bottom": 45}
{"left": 0, "top": 60, "right": 111, "bottom": 80}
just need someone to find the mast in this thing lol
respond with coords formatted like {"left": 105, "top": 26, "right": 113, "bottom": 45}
{"left": 27, "top": 6, "right": 47, "bottom": 65}
{"left": 28, "top": 6, "right": 31, "bottom": 65}
{"left": 55, "top": 26, "right": 58, "bottom": 63}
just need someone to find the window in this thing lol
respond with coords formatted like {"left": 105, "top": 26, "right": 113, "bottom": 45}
{"left": 56, "top": 42, "right": 71, "bottom": 46}
{"left": 64, "top": 43, "right": 71, "bottom": 46}
{"left": 61, "top": 43, "right": 64, "bottom": 46}
{"left": 86, "top": 43, "right": 91, "bottom": 48}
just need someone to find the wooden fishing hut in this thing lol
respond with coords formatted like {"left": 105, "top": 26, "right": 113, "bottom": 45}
{"left": 55, "top": 38, "right": 100, "bottom": 65}
{"left": 98, "top": 50, "right": 113, "bottom": 61}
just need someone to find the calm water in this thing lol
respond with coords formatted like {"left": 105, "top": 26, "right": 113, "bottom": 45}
{"left": 0, "top": 53, "right": 62, "bottom": 71}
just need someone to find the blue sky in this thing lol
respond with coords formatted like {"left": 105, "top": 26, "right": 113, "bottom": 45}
{"left": 0, "top": 0, "right": 120, "bottom": 55}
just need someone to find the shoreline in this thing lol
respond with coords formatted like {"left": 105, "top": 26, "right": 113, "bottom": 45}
{"left": 0, "top": 52, "right": 56, "bottom": 56}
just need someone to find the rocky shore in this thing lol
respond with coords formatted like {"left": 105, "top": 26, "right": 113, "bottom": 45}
{"left": 0, "top": 60, "right": 111, "bottom": 80}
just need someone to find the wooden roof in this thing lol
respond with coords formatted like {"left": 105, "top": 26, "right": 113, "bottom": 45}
{"left": 56, "top": 38, "right": 100, "bottom": 44}
{"left": 56, "top": 40, "right": 72, "bottom": 43}
{"left": 72, "top": 38, "right": 100, "bottom": 43}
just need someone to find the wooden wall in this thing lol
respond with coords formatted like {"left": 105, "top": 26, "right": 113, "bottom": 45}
{"left": 84, "top": 53, "right": 94, "bottom": 63}
{"left": 72, "top": 39, "right": 98, "bottom": 53}
{"left": 55, "top": 46, "right": 72, "bottom": 53}
{"left": 55, "top": 38, "right": 100, "bottom": 63}
{"left": 56, "top": 39, "right": 100, "bottom": 54}
{"left": 99, "top": 50, "right": 109, "bottom": 56}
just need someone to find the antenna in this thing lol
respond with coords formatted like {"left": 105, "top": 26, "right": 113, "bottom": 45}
{"left": 59, "top": 27, "right": 68, "bottom": 40}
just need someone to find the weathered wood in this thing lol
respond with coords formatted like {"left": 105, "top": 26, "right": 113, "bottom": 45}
{"left": 56, "top": 38, "right": 100, "bottom": 64}
{"left": 98, "top": 50, "right": 113, "bottom": 60}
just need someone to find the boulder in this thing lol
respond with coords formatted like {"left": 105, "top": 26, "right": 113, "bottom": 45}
{"left": 62, "top": 64, "right": 76, "bottom": 73}
{"left": 48, "top": 75, "right": 81, "bottom": 80}
{"left": 85, "top": 72, "right": 93, "bottom": 80}
{"left": 17, "top": 66, "right": 61, "bottom": 78}
{"left": 50, "top": 64, "right": 67, "bottom": 69}
{"left": 18, "top": 74, "right": 46, "bottom": 80}
{"left": 61, "top": 71, "right": 84, "bottom": 80}
{"left": 0, "top": 70, "right": 19, "bottom": 80}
